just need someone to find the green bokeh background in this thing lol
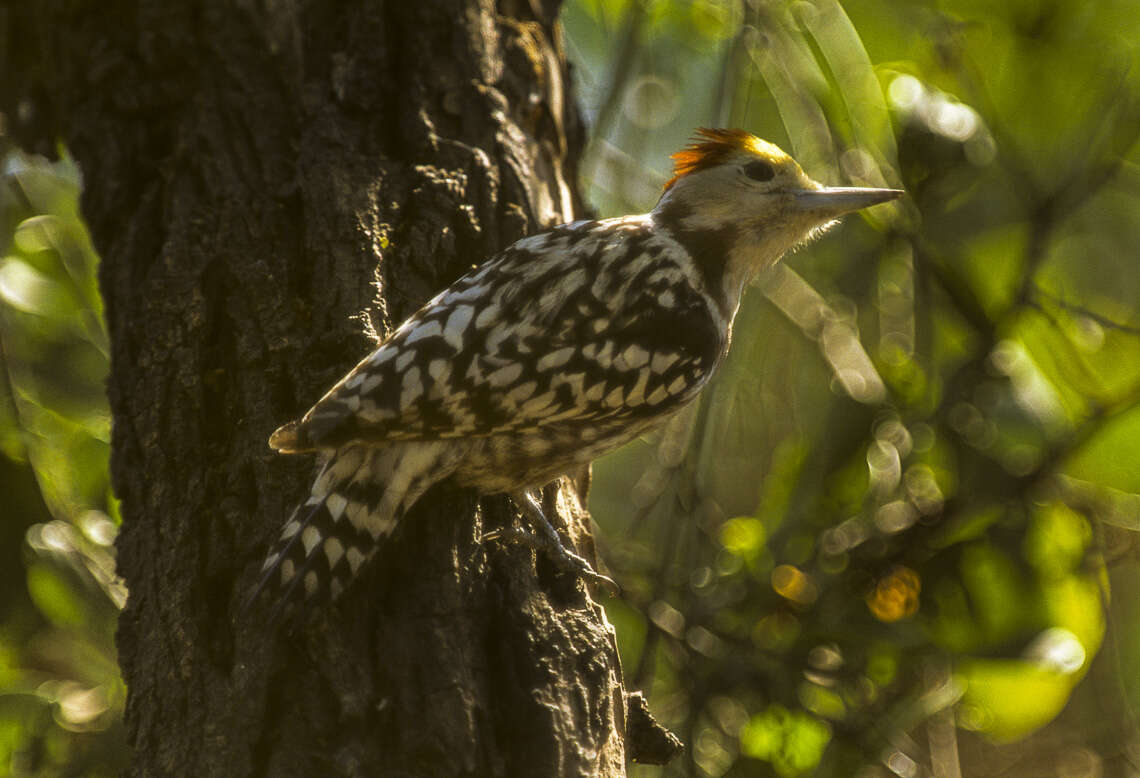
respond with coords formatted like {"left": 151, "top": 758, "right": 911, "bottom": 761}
{"left": 3, "top": 1, "right": 1139, "bottom": 775}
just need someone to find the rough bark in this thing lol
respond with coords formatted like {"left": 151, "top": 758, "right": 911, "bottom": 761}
{"left": 1, "top": 1, "right": 644, "bottom": 775}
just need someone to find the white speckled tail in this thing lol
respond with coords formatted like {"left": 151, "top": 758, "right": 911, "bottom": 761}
{"left": 249, "top": 441, "right": 467, "bottom": 613}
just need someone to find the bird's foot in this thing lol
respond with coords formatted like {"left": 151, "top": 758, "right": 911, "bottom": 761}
{"left": 485, "top": 491, "right": 619, "bottom": 595}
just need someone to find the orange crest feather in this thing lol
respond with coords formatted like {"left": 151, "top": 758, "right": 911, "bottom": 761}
{"left": 664, "top": 128, "right": 762, "bottom": 191}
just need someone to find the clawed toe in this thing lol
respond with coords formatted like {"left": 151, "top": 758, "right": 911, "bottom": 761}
{"left": 483, "top": 492, "right": 620, "bottom": 596}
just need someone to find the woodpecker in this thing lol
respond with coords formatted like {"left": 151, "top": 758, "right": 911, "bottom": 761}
{"left": 251, "top": 128, "right": 901, "bottom": 611}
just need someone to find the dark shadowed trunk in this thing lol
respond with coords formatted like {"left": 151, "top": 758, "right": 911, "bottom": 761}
{"left": 1, "top": 1, "right": 680, "bottom": 774}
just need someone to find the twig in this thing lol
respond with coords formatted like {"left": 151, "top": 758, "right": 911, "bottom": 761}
{"left": 1029, "top": 287, "right": 1140, "bottom": 336}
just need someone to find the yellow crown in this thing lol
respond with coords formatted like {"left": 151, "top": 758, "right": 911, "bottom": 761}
{"left": 664, "top": 128, "right": 788, "bottom": 190}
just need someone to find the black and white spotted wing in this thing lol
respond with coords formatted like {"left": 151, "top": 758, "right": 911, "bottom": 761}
{"left": 272, "top": 216, "right": 727, "bottom": 453}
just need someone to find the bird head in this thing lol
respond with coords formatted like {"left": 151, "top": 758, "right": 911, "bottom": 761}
{"left": 653, "top": 129, "right": 902, "bottom": 310}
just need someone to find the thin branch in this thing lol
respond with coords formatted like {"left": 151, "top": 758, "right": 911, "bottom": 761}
{"left": 912, "top": 237, "right": 995, "bottom": 341}
{"left": 1029, "top": 287, "right": 1140, "bottom": 337}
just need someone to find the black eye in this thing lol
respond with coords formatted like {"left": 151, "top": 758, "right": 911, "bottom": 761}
{"left": 743, "top": 160, "right": 775, "bottom": 182}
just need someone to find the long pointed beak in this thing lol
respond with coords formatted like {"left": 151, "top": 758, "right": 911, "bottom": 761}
{"left": 794, "top": 186, "right": 904, "bottom": 216}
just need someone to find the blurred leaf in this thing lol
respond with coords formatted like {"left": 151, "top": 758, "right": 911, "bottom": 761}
{"left": 1040, "top": 577, "right": 1104, "bottom": 668}
{"left": 26, "top": 565, "right": 85, "bottom": 628}
{"left": 959, "top": 224, "right": 1026, "bottom": 317}
{"left": 740, "top": 704, "right": 831, "bottom": 777}
{"left": 1063, "top": 404, "right": 1140, "bottom": 494}
{"left": 721, "top": 516, "right": 766, "bottom": 560}
{"left": 956, "top": 659, "right": 1081, "bottom": 741}
{"left": 799, "top": 0, "right": 899, "bottom": 175}
{"left": 1024, "top": 504, "right": 1089, "bottom": 579}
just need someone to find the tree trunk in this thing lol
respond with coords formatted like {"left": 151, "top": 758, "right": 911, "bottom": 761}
{"left": 2, "top": 1, "right": 647, "bottom": 774}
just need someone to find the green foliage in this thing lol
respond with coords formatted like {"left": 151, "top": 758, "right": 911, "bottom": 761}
{"left": 0, "top": 150, "right": 126, "bottom": 776}
{"left": 740, "top": 705, "right": 831, "bottom": 776}
{"left": 576, "top": 0, "right": 1140, "bottom": 775}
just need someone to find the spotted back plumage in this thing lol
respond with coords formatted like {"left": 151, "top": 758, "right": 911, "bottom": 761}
{"left": 271, "top": 216, "right": 727, "bottom": 454}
